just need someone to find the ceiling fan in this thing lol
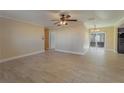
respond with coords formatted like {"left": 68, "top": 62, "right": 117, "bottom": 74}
{"left": 51, "top": 13, "right": 78, "bottom": 26}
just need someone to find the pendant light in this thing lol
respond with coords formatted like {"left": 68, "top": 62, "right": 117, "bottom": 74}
{"left": 89, "top": 17, "right": 100, "bottom": 32}
{"left": 90, "top": 24, "right": 100, "bottom": 32}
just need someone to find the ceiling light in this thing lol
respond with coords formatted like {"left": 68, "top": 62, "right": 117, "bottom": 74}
{"left": 60, "top": 21, "right": 63, "bottom": 24}
{"left": 90, "top": 25, "right": 100, "bottom": 32}
{"left": 60, "top": 21, "right": 67, "bottom": 25}
{"left": 89, "top": 18, "right": 100, "bottom": 32}
{"left": 63, "top": 21, "right": 66, "bottom": 25}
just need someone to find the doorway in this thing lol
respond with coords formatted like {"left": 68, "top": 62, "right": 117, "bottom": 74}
{"left": 90, "top": 32, "right": 105, "bottom": 48}
{"left": 50, "top": 32, "right": 56, "bottom": 49}
{"left": 44, "top": 28, "right": 49, "bottom": 50}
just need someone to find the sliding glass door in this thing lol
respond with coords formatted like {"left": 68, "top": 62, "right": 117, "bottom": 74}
{"left": 90, "top": 32, "right": 105, "bottom": 48}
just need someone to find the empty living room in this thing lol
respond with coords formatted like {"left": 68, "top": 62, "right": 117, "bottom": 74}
{"left": 1, "top": 0, "right": 124, "bottom": 92}
{"left": 0, "top": 10, "right": 124, "bottom": 83}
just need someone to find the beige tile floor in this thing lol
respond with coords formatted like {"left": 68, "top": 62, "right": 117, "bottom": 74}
{"left": 0, "top": 48, "right": 124, "bottom": 83}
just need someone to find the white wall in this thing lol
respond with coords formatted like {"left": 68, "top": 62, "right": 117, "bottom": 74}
{"left": 50, "top": 22, "right": 89, "bottom": 55}
{"left": 50, "top": 32, "right": 56, "bottom": 49}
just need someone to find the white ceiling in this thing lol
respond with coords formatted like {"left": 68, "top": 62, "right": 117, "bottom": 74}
{"left": 0, "top": 10, "right": 124, "bottom": 28}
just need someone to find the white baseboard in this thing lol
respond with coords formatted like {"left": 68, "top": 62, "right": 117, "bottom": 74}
{"left": 89, "top": 47, "right": 116, "bottom": 53}
{"left": 0, "top": 50, "right": 44, "bottom": 63}
{"left": 55, "top": 49, "right": 88, "bottom": 55}
{"left": 82, "top": 49, "right": 89, "bottom": 54}
{"left": 105, "top": 49, "right": 116, "bottom": 52}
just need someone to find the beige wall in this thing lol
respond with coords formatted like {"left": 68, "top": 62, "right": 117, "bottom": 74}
{"left": 114, "top": 26, "right": 118, "bottom": 51}
{"left": 51, "top": 22, "right": 89, "bottom": 54}
{"left": 0, "top": 18, "right": 44, "bottom": 60}
{"left": 90, "top": 26, "right": 115, "bottom": 50}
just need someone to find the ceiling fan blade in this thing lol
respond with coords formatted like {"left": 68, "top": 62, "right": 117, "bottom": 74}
{"left": 54, "top": 22, "right": 60, "bottom": 24}
{"left": 60, "top": 14, "right": 65, "bottom": 17}
{"left": 66, "top": 15, "right": 71, "bottom": 18}
{"left": 51, "top": 20, "right": 59, "bottom": 21}
{"left": 66, "top": 19, "right": 78, "bottom": 21}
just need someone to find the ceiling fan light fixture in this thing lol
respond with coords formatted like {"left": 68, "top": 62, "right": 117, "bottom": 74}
{"left": 52, "top": 13, "right": 77, "bottom": 26}
{"left": 60, "top": 21, "right": 67, "bottom": 25}
{"left": 63, "top": 21, "right": 67, "bottom": 25}
{"left": 60, "top": 21, "right": 63, "bottom": 25}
